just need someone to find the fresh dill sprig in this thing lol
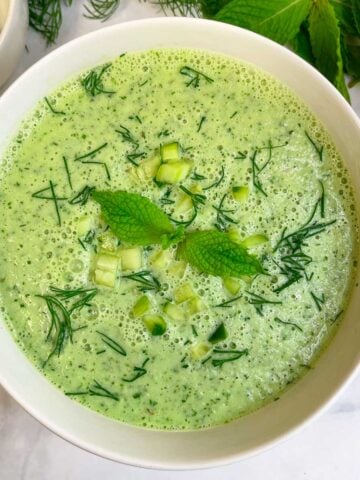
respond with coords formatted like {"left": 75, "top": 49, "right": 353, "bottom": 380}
{"left": 246, "top": 291, "right": 282, "bottom": 316}
{"left": 126, "top": 152, "right": 146, "bottom": 166}
{"left": 197, "top": 115, "right": 206, "bottom": 132}
{"left": 305, "top": 131, "right": 324, "bottom": 162}
{"left": 45, "top": 96, "right": 65, "bottom": 115}
{"left": 88, "top": 380, "right": 119, "bottom": 400}
{"left": 211, "top": 348, "right": 249, "bottom": 367}
{"left": 81, "top": 63, "right": 115, "bottom": 96}
{"left": 74, "top": 142, "right": 108, "bottom": 161}
{"left": 152, "top": 0, "right": 201, "bottom": 16}
{"left": 203, "top": 165, "right": 225, "bottom": 191}
{"left": 122, "top": 270, "right": 161, "bottom": 292}
{"left": 49, "top": 286, "right": 97, "bottom": 313}
{"left": 32, "top": 181, "right": 67, "bottom": 226}
{"left": 180, "top": 66, "right": 214, "bottom": 88}
{"left": 83, "top": 0, "right": 120, "bottom": 21}
{"left": 310, "top": 291, "right": 325, "bottom": 311}
{"left": 74, "top": 143, "right": 111, "bottom": 180}
{"left": 214, "top": 294, "right": 242, "bottom": 308}
{"left": 69, "top": 186, "right": 96, "bottom": 206}
{"left": 191, "top": 170, "right": 207, "bottom": 181}
{"left": 96, "top": 330, "right": 127, "bottom": 356}
{"left": 63, "top": 156, "right": 72, "bottom": 189}
{"left": 122, "top": 358, "right": 149, "bottom": 382}
{"left": 250, "top": 140, "right": 287, "bottom": 197}
{"left": 212, "top": 193, "right": 238, "bottom": 232}
{"left": 29, "top": 0, "right": 72, "bottom": 44}
{"left": 115, "top": 125, "right": 139, "bottom": 147}
{"left": 274, "top": 317, "right": 303, "bottom": 332}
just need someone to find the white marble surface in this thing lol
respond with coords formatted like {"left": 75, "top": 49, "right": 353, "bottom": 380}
{"left": 1, "top": 2, "right": 360, "bottom": 478}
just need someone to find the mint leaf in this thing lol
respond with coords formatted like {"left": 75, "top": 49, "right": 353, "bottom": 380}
{"left": 291, "top": 22, "right": 316, "bottom": 65}
{"left": 177, "top": 230, "right": 263, "bottom": 278}
{"left": 342, "top": 37, "right": 360, "bottom": 85}
{"left": 351, "top": 0, "right": 360, "bottom": 34}
{"left": 330, "top": 0, "right": 358, "bottom": 35}
{"left": 214, "top": 0, "right": 312, "bottom": 44}
{"left": 308, "top": 0, "right": 350, "bottom": 101}
{"left": 92, "top": 190, "right": 183, "bottom": 247}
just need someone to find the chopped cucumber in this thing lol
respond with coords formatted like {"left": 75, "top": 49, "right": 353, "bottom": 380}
{"left": 97, "top": 230, "right": 119, "bottom": 251}
{"left": 143, "top": 315, "right": 167, "bottom": 336}
{"left": 223, "top": 277, "right": 241, "bottom": 295}
{"left": 187, "top": 296, "right": 203, "bottom": 315}
{"left": 119, "top": 247, "right": 142, "bottom": 271}
{"left": 77, "top": 216, "right": 94, "bottom": 236}
{"left": 208, "top": 322, "right": 228, "bottom": 344}
{"left": 155, "top": 160, "right": 192, "bottom": 184}
{"left": 176, "top": 184, "right": 202, "bottom": 213}
{"left": 232, "top": 185, "right": 249, "bottom": 202}
{"left": 150, "top": 249, "right": 173, "bottom": 270}
{"left": 131, "top": 295, "right": 151, "bottom": 317}
{"left": 168, "top": 260, "right": 187, "bottom": 279}
{"left": 241, "top": 234, "right": 268, "bottom": 248}
{"left": 190, "top": 341, "right": 211, "bottom": 360}
{"left": 163, "top": 302, "right": 186, "bottom": 322}
{"left": 139, "top": 153, "right": 161, "bottom": 178}
{"left": 174, "top": 283, "right": 196, "bottom": 303}
{"left": 160, "top": 142, "right": 180, "bottom": 162}
{"left": 93, "top": 269, "right": 117, "bottom": 288}
{"left": 95, "top": 252, "right": 119, "bottom": 272}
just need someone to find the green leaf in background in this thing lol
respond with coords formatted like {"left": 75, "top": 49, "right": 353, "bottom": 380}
{"left": 330, "top": 0, "right": 358, "bottom": 35}
{"left": 177, "top": 230, "right": 263, "bottom": 278}
{"left": 308, "top": 0, "right": 350, "bottom": 100}
{"left": 291, "top": 21, "right": 316, "bottom": 65}
{"left": 342, "top": 36, "right": 360, "bottom": 85}
{"left": 92, "top": 190, "right": 184, "bottom": 247}
{"left": 351, "top": 0, "right": 360, "bottom": 34}
{"left": 214, "top": 0, "right": 312, "bottom": 44}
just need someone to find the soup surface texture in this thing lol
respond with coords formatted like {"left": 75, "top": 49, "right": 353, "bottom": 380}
{"left": 0, "top": 49, "right": 357, "bottom": 430}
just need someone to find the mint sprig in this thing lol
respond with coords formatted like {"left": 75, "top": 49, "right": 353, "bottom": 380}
{"left": 92, "top": 190, "right": 184, "bottom": 248}
{"left": 177, "top": 230, "right": 263, "bottom": 277}
{"left": 92, "top": 191, "right": 262, "bottom": 278}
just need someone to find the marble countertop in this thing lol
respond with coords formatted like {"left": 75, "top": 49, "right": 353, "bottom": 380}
{"left": 1, "top": 2, "right": 360, "bottom": 479}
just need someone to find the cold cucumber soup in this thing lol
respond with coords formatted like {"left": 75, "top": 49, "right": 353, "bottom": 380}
{"left": 0, "top": 49, "right": 358, "bottom": 430}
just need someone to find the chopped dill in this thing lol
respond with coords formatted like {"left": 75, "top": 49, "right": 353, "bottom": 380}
{"left": 129, "top": 114, "right": 142, "bottom": 124}
{"left": 191, "top": 170, "right": 207, "bottom": 181}
{"left": 32, "top": 181, "right": 67, "bottom": 226}
{"left": 305, "top": 130, "right": 324, "bottom": 162}
{"left": 45, "top": 96, "right": 65, "bottom": 115}
{"left": 191, "top": 324, "right": 198, "bottom": 337}
{"left": 115, "top": 125, "right": 139, "bottom": 147}
{"left": 235, "top": 151, "right": 247, "bottom": 160}
{"left": 83, "top": 0, "right": 120, "bottom": 21}
{"left": 197, "top": 115, "right": 206, "bottom": 132}
{"left": 170, "top": 185, "right": 206, "bottom": 228}
{"left": 89, "top": 380, "right": 119, "bottom": 400}
{"left": 158, "top": 129, "right": 171, "bottom": 138}
{"left": 203, "top": 165, "right": 225, "bottom": 191}
{"left": 122, "top": 358, "right": 150, "bottom": 383}
{"left": 310, "top": 291, "right": 325, "bottom": 311}
{"left": 63, "top": 156, "right": 72, "bottom": 189}
{"left": 122, "top": 270, "right": 161, "bottom": 292}
{"left": 152, "top": 0, "right": 201, "bottom": 16}
{"left": 160, "top": 188, "right": 175, "bottom": 205}
{"left": 274, "top": 317, "right": 303, "bottom": 332}
{"left": 96, "top": 330, "right": 127, "bottom": 356}
{"left": 180, "top": 66, "right": 214, "bottom": 88}
{"left": 214, "top": 294, "right": 242, "bottom": 308}
{"left": 81, "top": 63, "right": 115, "bottom": 96}
{"left": 246, "top": 291, "right": 282, "bottom": 316}
{"left": 230, "top": 111, "right": 238, "bottom": 119}
{"left": 212, "top": 193, "right": 238, "bottom": 232}
{"left": 126, "top": 151, "right": 146, "bottom": 166}
{"left": 74, "top": 142, "right": 108, "bottom": 161}
{"left": 28, "top": 0, "right": 72, "bottom": 44}
{"left": 251, "top": 140, "right": 287, "bottom": 196}
{"left": 74, "top": 143, "right": 111, "bottom": 181}
{"left": 69, "top": 185, "right": 95, "bottom": 206}
{"left": 211, "top": 348, "right": 249, "bottom": 367}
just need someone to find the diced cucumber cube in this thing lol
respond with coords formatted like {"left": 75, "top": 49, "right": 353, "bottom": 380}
{"left": 208, "top": 322, "right": 228, "bottom": 344}
{"left": 176, "top": 193, "right": 193, "bottom": 213}
{"left": 223, "top": 277, "right": 241, "bottom": 295}
{"left": 174, "top": 283, "right": 196, "bottom": 304}
{"left": 95, "top": 252, "right": 119, "bottom": 273}
{"left": 241, "top": 234, "right": 268, "bottom": 248}
{"left": 143, "top": 315, "right": 167, "bottom": 336}
{"left": 77, "top": 216, "right": 94, "bottom": 236}
{"left": 139, "top": 153, "right": 161, "bottom": 178}
{"left": 93, "top": 269, "right": 117, "bottom": 288}
{"left": 119, "top": 247, "right": 142, "bottom": 271}
{"left": 160, "top": 142, "right": 180, "bottom": 162}
{"left": 163, "top": 302, "right": 185, "bottom": 322}
{"left": 187, "top": 296, "right": 203, "bottom": 315}
{"left": 168, "top": 260, "right": 186, "bottom": 279}
{"left": 132, "top": 295, "right": 151, "bottom": 317}
{"left": 232, "top": 185, "right": 249, "bottom": 202}
{"left": 227, "top": 229, "right": 242, "bottom": 244}
{"left": 155, "top": 160, "right": 192, "bottom": 184}
{"left": 150, "top": 249, "right": 173, "bottom": 270}
{"left": 97, "top": 230, "right": 119, "bottom": 251}
{"left": 190, "top": 341, "right": 211, "bottom": 360}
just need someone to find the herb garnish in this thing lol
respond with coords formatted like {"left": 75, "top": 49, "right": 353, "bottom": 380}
{"left": 126, "top": 152, "right": 146, "bottom": 167}
{"left": 305, "top": 130, "right": 324, "bottom": 162}
{"left": 122, "top": 358, "right": 150, "bottom": 382}
{"left": 180, "top": 66, "right": 214, "bottom": 88}
{"left": 214, "top": 294, "right": 242, "bottom": 308}
{"left": 211, "top": 348, "right": 249, "bottom": 367}
{"left": 115, "top": 125, "right": 139, "bottom": 147}
{"left": 69, "top": 186, "right": 96, "bottom": 206}
{"left": 66, "top": 379, "right": 119, "bottom": 401}
{"left": 96, "top": 330, "right": 127, "bottom": 356}
{"left": 32, "top": 181, "right": 67, "bottom": 226}
{"left": 74, "top": 143, "right": 111, "bottom": 181}
{"left": 191, "top": 170, "right": 207, "bottom": 181}
{"left": 246, "top": 291, "right": 282, "bottom": 316}
{"left": 45, "top": 96, "right": 65, "bottom": 115}
{"left": 203, "top": 165, "right": 225, "bottom": 191}
{"left": 122, "top": 270, "right": 161, "bottom": 292}
{"left": 310, "top": 291, "right": 325, "bottom": 311}
{"left": 274, "top": 317, "right": 303, "bottom": 332}
{"left": 251, "top": 141, "right": 287, "bottom": 196}
{"left": 81, "top": 63, "right": 115, "bottom": 96}
{"left": 197, "top": 116, "right": 206, "bottom": 132}
{"left": 212, "top": 193, "right": 238, "bottom": 232}
{"left": 63, "top": 156, "right": 72, "bottom": 189}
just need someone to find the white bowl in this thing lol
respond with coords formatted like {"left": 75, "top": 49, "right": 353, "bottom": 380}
{"left": 0, "top": 0, "right": 28, "bottom": 88}
{"left": 0, "top": 18, "right": 359, "bottom": 470}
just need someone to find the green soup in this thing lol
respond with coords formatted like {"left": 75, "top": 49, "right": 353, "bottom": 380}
{"left": 0, "top": 49, "right": 357, "bottom": 430}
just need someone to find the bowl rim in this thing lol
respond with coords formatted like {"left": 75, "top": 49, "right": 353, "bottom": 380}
{"left": 0, "top": 16, "right": 360, "bottom": 470}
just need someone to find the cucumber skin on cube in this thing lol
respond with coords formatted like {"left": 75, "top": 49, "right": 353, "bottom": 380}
{"left": 132, "top": 295, "right": 151, "bottom": 317}
{"left": 119, "top": 247, "right": 142, "bottom": 271}
{"left": 160, "top": 142, "right": 180, "bottom": 162}
{"left": 223, "top": 277, "right": 241, "bottom": 295}
{"left": 155, "top": 160, "right": 192, "bottom": 184}
{"left": 143, "top": 315, "right": 167, "bottom": 336}
{"left": 232, "top": 185, "right": 249, "bottom": 202}
{"left": 208, "top": 322, "right": 228, "bottom": 344}
{"left": 139, "top": 154, "right": 161, "bottom": 178}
